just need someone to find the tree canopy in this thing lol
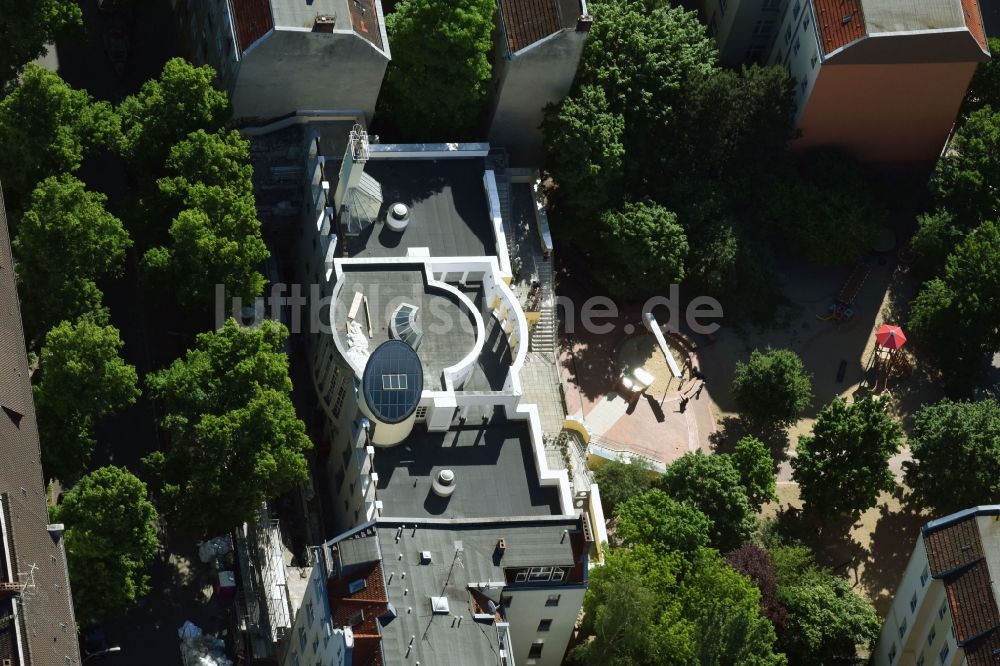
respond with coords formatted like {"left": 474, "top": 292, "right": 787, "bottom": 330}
{"left": 658, "top": 452, "right": 755, "bottom": 552}
{"left": 597, "top": 201, "right": 689, "bottom": 299}
{"left": 932, "top": 106, "right": 1000, "bottom": 228}
{"left": 144, "top": 319, "right": 311, "bottom": 536}
{"left": 571, "top": 545, "right": 785, "bottom": 666}
{"left": 792, "top": 397, "right": 901, "bottom": 519}
{"left": 614, "top": 489, "right": 711, "bottom": 555}
{"left": 593, "top": 458, "right": 656, "bottom": 517}
{"left": 731, "top": 436, "right": 778, "bottom": 511}
{"left": 0, "top": 66, "right": 119, "bottom": 210}
{"left": 904, "top": 399, "right": 1000, "bottom": 515}
{"left": 377, "top": 0, "right": 494, "bottom": 139}
{"left": 54, "top": 466, "right": 159, "bottom": 623}
{"left": 961, "top": 38, "right": 1000, "bottom": 117}
{"left": 118, "top": 58, "right": 230, "bottom": 175}
{"left": 0, "top": 0, "right": 82, "bottom": 92}
{"left": 13, "top": 174, "right": 131, "bottom": 341}
{"left": 765, "top": 152, "right": 883, "bottom": 265}
{"left": 542, "top": 0, "right": 794, "bottom": 314}
{"left": 34, "top": 320, "right": 139, "bottom": 483}
{"left": 725, "top": 543, "right": 788, "bottom": 635}
{"left": 909, "top": 220, "right": 1000, "bottom": 392}
{"left": 731, "top": 348, "right": 813, "bottom": 427}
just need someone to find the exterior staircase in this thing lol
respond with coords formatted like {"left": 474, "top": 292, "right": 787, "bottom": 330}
{"left": 530, "top": 260, "right": 557, "bottom": 354}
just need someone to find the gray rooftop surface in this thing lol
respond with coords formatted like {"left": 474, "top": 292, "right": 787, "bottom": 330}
{"left": 344, "top": 158, "right": 496, "bottom": 259}
{"left": 373, "top": 518, "right": 581, "bottom": 666}
{"left": 862, "top": 0, "right": 965, "bottom": 33}
{"left": 373, "top": 417, "right": 561, "bottom": 520}
{"left": 334, "top": 267, "right": 477, "bottom": 389}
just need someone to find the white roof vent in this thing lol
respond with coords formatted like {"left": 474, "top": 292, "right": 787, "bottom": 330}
{"left": 432, "top": 469, "right": 457, "bottom": 498}
{"left": 430, "top": 596, "right": 450, "bottom": 614}
{"left": 387, "top": 202, "right": 411, "bottom": 232}
{"left": 420, "top": 551, "right": 432, "bottom": 564}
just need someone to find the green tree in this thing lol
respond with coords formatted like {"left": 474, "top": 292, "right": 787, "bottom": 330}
{"left": 142, "top": 184, "right": 268, "bottom": 309}
{"left": 34, "top": 320, "right": 140, "bottom": 482}
{"left": 904, "top": 399, "right": 1000, "bottom": 515}
{"left": 144, "top": 319, "right": 311, "bottom": 535}
{"left": 14, "top": 175, "right": 131, "bottom": 341}
{"left": 766, "top": 153, "right": 883, "bottom": 265}
{"left": 731, "top": 436, "right": 777, "bottom": 511}
{"left": 909, "top": 221, "right": 1000, "bottom": 392}
{"left": 0, "top": 0, "right": 82, "bottom": 91}
{"left": 658, "top": 452, "right": 755, "bottom": 552}
{"left": 731, "top": 348, "right": 813, "bottom": 427}
{"left": 792, "top": 397, "right": 901, "bottom": 519}
{"left": 961, "top": 38, "right": 1000, "bottom": 118}
{"left": 615, "top": 489, "right": 711, "bottom": 555}
{"left": 0, "top": 66, "right": 119, "bottom": 209}
{"left": 54, "top": 466, "right": 159, "bottom": 622}
{"left": 593, "top": 458, "right": 656, "bottom": 517}
{"left": 910, "top": 209, "right": 964, "bottom": 278}
{"left": 778, "top": 571, "right": 880, "bottom": 664}
{"left": 597, "top": 201, "right": 689, "bottom": 298}
{"left": 932, "top": 107, "right": 1000, "bottom": 227}
{"left": 118, "top": 58, "right": 230, "bottom": 175}
{"left": 572, "top": 545, "right": 785, "bottom": 666}
{"left": 377, "top": 0, "right": 494, "bottom": 139}
{"left": 159, "top": 128, "right": 254, "bottom": 197}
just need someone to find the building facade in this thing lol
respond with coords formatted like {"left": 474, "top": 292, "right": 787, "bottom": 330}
{"left": 874, "top": 506, "right": 1000, "bottom": 666}
{"left": 175, "top": 0, "right": 390, "bottom": 121}
{"left": 702, "top": 0, "right": 991, "bottom": 167}
{"left": 488, "top": 0, "right": 592, "bottom": 166}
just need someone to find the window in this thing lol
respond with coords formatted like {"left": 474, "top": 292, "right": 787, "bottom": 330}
{"left": 792, "top": 0, "right": 802, "bottom": 19}
{"left": 793, "top": 37, "right": 801, "bottom": 56}
{"left": 800, "top": 79, "right": 807, "bottom": 94}
{"left": 382, "top": 374, "right": 408, "bottom": 390}
{"left": 899, "top": 617, "right": 908, "bottom": 639}
{"left": 719, "top": 0, "right": 727, "bottom": 16}
{"left": 939, "top": 644, "right": 949, "bottom": 664}
{"left": 785, "top": 25, "right": 792, "bottom": 45}
{"left": 745, "top": 45, "right": 765, "bottom": 62}
{"left": 709, "top": 16, "right": 718, "bottom": 37}
{"left": 928, "top": 627, "right": 936, "bottom": 646}
{"left": 811, "top": 51, "right": 818, "bottom": 69}
{"left": 763, "top": 0, "right": 781, "bottom": 9}
{"left": 911, "top": 591, "right": 919, "bottom": 613}
{"left": 545, "top": 594, "right": 561, "bottom": 607}
{"left": 939, "top": 600, "right": 948, "bottom": 620}
{"left": 803, "top": 12, "right": 811, "bottom": 32}
{"left": 538, "top": 619, "right": 552, "bottom": 632}
{"left": 332, "top": 386, "right": 347, "bottom": 417}
{"left": 528, "top": 641, "right": 544, "bottom": 659}
{"left": 888, "top": 644, "right": 897, "bottom": 664}
{"left": 917, "top": 653, "right": 925, "bottom": 666}
{"left": 298, "top": 626, "right": 307, "bottom": 652}
{"left": 921, "top": 565, "right": 929, "bottom": 587}
{"left": 306, "top": 601, "right": 315, "bottom": 626}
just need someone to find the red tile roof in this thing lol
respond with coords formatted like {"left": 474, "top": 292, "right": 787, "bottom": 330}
{"left": 500, "top": 0, "right": 562, "bottom": 53}
{"left": 962, "top": 0, "right": 989, "bottom": 53}
{"left": 925, "top": 515, "right": 983, "bottom": 576}
{"left": 947, "top": 560, "right": 1000, "bottom": 644}
{"left": 350, "top": 0, "right": 384, "bottom": 50}
{"left": 231, "top": 0, "right": 274, "bottom": 53}
{"left": 328, "top": 561, "right": 389, "bottom": 666}
{"left": 812, "top": 0, "right": 866, "bottom": 55}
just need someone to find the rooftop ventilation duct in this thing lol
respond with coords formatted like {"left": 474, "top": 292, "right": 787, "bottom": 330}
{"left": 430, "top": 596, "right": 450, "bottom": 614}
{"left": 386, "top": 202, "right": 410, "bottom": 232}
{"left": 432, "top": 469, "right": 457, "bottom": 498}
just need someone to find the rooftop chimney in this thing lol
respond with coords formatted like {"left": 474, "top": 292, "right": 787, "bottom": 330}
{"left": 314, "top": 14, "right": 337, "bottom": 32}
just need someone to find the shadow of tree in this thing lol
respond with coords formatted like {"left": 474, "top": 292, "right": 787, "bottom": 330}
{"left": 709, "top": 415, "right": 791, "bottom": 469}
{"left": 860, "top": 494, "right": 928, "bottom": 616}
{"left": 769, "top": 506, "right": 869, "bottom": 588}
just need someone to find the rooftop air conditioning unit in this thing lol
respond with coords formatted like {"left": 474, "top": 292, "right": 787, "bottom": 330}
{"left": 314, "top": 14, "right": 337, "bottom": 32}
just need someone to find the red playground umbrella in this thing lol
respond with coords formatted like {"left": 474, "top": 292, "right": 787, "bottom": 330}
{"left": 876, "top": 324, "right": 907, "bottom": 350}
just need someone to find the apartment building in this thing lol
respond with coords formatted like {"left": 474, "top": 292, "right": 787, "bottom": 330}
{"left": 489, "top": 0, "right": 592, "bottom": 165}
{"left": 0, "top": 185, "right": 82, "bottom": 665}
{"left": 874, "top": 506, "right": 1000, "bottom": 666}
{"left": 702, "top": 0, "right": 991, "bottom": 166}
{"left": 231, "top": 121, "right": 605, "bottom": 665}
{"left": 175, "top": 0, "right": 390, "bottom": 121}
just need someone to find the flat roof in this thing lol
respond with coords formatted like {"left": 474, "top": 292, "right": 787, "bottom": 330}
{"left": 862, "top": 0, "right": 964, "bottom": 33}
{"left": 373, "top": 518, "right": 581, "bottom": 666}
{"left": 0, "top": 184, "right": 80, "bottom": 665}
{"left": 373, "top": 417, "right": 561, "bottom": 520}
{"left": 333, "top": 267, "right": 477, "bottom": 390}
{"left": 270, "top": 0, "right": 384, "bottom": 48}
{"left": 343, "top": 158, "right": 496, "bottom": 259}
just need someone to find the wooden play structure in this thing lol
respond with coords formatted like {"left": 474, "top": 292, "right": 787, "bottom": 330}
{"left": 817, "top": 261, "right": 871, "bottom": 322}
{"left": 863, "top": 324, "right": 908, "bottom": 391}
